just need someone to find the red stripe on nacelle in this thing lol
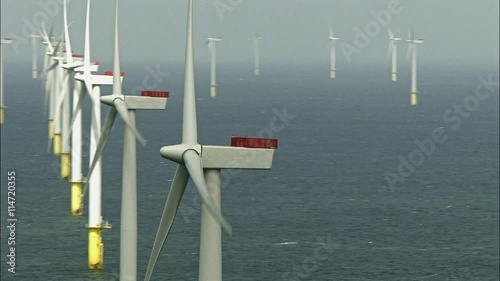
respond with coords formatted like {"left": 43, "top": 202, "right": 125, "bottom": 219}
{"left": 104, "top": 71, "right": 125, "bottom": 76}
{"left": 73, "top": 54, "right": 84, "bottom": 58}
{"left": 141, "top": 91, "right": 169, "bottom": 98}
{"left": 230, "top": 137, "right": 278, "bottom": 149}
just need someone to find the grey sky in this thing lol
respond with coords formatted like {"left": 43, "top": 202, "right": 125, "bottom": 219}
{"left": 1, "top": 0, "right": 499, "bottom": 66}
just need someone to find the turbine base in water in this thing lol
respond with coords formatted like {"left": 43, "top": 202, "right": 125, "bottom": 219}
{"left": 210, "top": 86, "right": 217, "bottom": 98}
{"left": 391, "top": 73, "right": 397, "bottom": 81}
{"left": 48, "top": 120, "right": 54, "bottom": 139}
{"left": 411, "top": 92, "right": 418, "bottom": 106}
{"left": 330, "top": 70, "right": 336, "bottom": 79}
{"left": 32, "top": 70, "right": 38, "bottom": 79}
{"left": 88, "top": 228, "right": 103, "bottom": 270}
{"left": 254, "top": 68, "right": 260, "bottom": 76}
{"left": 71, "top": 182, "right": 83, "bottom": 215}
{"left": 61, "top": 153, "right": 71, "bottom": 181}
{"left": 53, "top": 134, "right": 62, "bottom": 156}
{"left": 0, "top": 107, "right": 4, "bottom": 124}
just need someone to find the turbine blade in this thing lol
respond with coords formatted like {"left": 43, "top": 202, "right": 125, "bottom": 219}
{"left": 183, "top": 150, "right": 232, "bottom": 235}
{"left": 83, "top": 0, "right": 91, "bottom": 75}
{"left": 113, "top": 99, "right": 147, "bottom": 146}
{"left": 388, "top": 29, "right": 394, "bottom": 40}
{"left": 53, "top": 73, "right": 69, "bottom": 124}
{"left": 64, "top": 85, "right": 85, "bottom": 149}
{"left": 112, "top": 0, "right": 122, "bottom": 96}
{"left": 329, "top": 26, "right": 333, "bottom": 38}
{"left": 85, "top": 106, "right": 118, "bottom": 189}
{"left": 182, "top": 0, "right": 197, "bottom": 145}
{"left": 63, "top": 0, "right": 73, "bottom": 64}
{"left": 407, "top": 43, "right": 413, "bottom": 60}
{"left": 386, "top": 41, "right": 393, "bottom": 61}
{"left": 144, "top": 165, "right": 190, "bottom": 281}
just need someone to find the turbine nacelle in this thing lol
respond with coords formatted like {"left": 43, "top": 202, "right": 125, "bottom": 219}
{"left": 0, "top": 38, "right": 13, "bottom": 44}
{"left": 408, "top": 39, "right": 425, "bottom": 44}
{"left": 206, "top": 37, "right": 222, "bottom": 42}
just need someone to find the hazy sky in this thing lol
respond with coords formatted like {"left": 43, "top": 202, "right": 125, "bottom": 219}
{"left": 1, "top": 0, "right": 499, "bottom": 67}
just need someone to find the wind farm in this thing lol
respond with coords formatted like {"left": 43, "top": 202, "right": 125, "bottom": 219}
{"left": 0, "top": 1, "right": 498, "bottom": 281}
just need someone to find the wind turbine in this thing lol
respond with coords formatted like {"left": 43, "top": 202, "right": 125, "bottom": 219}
{"left": 54, "top": 0, "right": 85, "bottom": 181}
{"left": 1, "top": 38, "right": 13, "bottom": 125}
{"left": 48, "top": 34, "right": 66, "bottom": 156}
{"left": 387, "top": 29, "right": 401, "bottom": 81}
{"left": 253, "top": 35, "right": 263, "bottom": 75}
{"left": 328, "top": 27, "right": 340, "bottom": 79}
{"left": 30, "top": 34, "right": 41, "bottom": 79}
{"left": 70, "top": 0, "right": 121, "bottom": 268}
{"left": 38, "top": 26, "right": 61, "bottom": 146}
{"left": 407, "top": 29, "right": 424, "bottom": 106}
{"left": 83, "top": 0, "right": 167, "bottom": 277}
{"left": 206, "top": 37, "right": 222, "bottom": 98}
{"left": 144, "top": 1, "right": 277, "bottom": 280}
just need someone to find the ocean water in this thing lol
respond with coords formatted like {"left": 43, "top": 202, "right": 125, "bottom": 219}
{"left": 1, "top": 62, "right": 499, "bottom": 281}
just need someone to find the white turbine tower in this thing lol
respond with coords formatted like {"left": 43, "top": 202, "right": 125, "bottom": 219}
{"left": 0, "top": 38, "right": 13, "bottom": 125}
{"left": 407, "top": 29, "right": 424, "bottom": 106}
{"left": 53, "top": 0, "right": 85, "bottom": 181}
{"left": 206, "top": 37, "right": 222, "bottom": 98}
{"left": 30, "top": 34, "right": 41, "bottom": 79}
{"left": 387, "top": 29, "right": 401, "bottom": 81}
{"left": 328, "top": 26, "right": 340, "bottom": 79}
{"left": 253, "top": 35, "right": 263, "bottom": 75}
{"left": 144, "top": 1, "right": 277, "bottom": 280}
{"left": 84, "top": 0, "right": 167, "bottom": 278}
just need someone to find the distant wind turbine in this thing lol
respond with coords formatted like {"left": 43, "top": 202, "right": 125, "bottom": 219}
{"left": 1, "top": 38, "right": 13, "bottom": 125}
{"left": 30, "top": 34, "right": 41, "bottom": 79}
{"left": 407, "top": 29, "right": 424, "bottom": 106}
{"left": 84, "top": 0, "right": 167, "bottom": 277}
{"left": 206, "top": 37, "right": 222, "bottom": 98}
{"left": 144, "top": 1, "right": 277, "bottom": 280}
{"left": 253, "top": 35, "right": 263, "bottom": 75}
{"left": 328, "top": 26, "right": 340, "bottom": 79}
{"left": 387, "top": 29, "right": 401, "bottom": 81}
{"left": 54, "top": 0, "right": 85, "bottom": 181}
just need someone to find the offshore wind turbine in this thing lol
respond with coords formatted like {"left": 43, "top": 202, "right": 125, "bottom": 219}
{"left": 71, "top": 0, "right": 125, "bottom": 268}
{"left": 39, "top": 26, "right": 60, "bottom": 144}
{"left": 1, "top": 38, "right": 13, "bottom": 125}
{"left": 387, "top": 29, "right": 401, "bottom": 81}
{"left": 144, "top": 1, "right": 277, "bottom": 280}
{"left": 328, "top": 26, "right": 340, "bottom": 79}
{"left": 30, "top": 34, "right": 41, "bottom": 79}
{"left": 253, "top": 35, "right": 263, "bottom": 75}
{"left": 407, "top": 29, "right": 424, "bottom": 106}
{"left": 206, "top": 37, "right": 222, "bottom": 98}
{"left": 83, "top": 0, "right": 167, "bottom": 277}
{"left": 54, "top": 0, "right": 85, "bottom": 181}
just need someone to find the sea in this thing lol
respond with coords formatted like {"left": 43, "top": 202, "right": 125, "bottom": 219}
{"left": 1, "top": 61, "right": 499, "bottom": 281}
